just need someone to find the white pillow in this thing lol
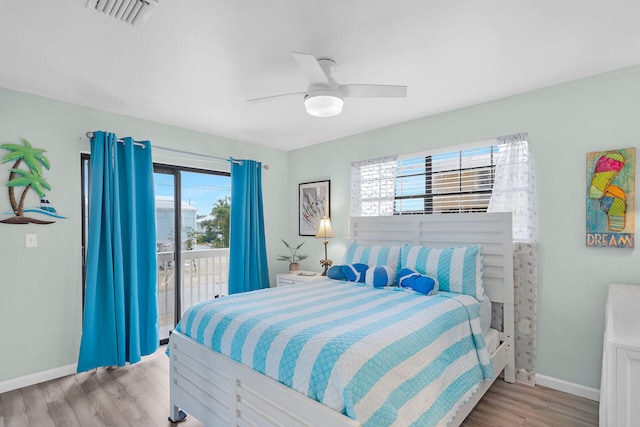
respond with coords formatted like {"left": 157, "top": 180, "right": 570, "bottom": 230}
{"left": 364, "top": 266, "right": 396, "bottom": 288}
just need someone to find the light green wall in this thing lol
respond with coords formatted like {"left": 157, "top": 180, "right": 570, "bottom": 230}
{"left": 2, "top": 65, "right": 639, "bottom": 390}
{"left": 0, "top": 87, "right": 288, "bottom": 383}
{"left": 287, "top": 65, "right": 640, "bottom": 390}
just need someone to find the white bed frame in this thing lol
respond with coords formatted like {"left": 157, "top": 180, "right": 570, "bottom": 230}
{"left": 169, "top": 213, "right": 515, "bottom": 426}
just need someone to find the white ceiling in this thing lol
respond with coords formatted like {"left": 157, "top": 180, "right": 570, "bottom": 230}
{"left": 1, "top": 1, "right": 639, "bottom": 151}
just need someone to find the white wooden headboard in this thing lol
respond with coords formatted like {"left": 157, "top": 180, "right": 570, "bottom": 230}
{"left": 349, "top": 212, "right": 514, "bottom": 306}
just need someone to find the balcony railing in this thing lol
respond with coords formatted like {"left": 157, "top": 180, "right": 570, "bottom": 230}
{"left": 157, "top": 248, "right": 229, "bottom": 338}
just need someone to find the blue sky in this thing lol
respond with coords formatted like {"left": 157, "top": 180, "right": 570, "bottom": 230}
{"left": 154, "top": 171, "right": 231, "bottom": 217}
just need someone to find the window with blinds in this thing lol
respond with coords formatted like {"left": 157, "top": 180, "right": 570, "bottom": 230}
{"left": 351, "top": 146, "right": 498, "bottom": 217}
{"left": 395, "top": 146, "right": 497, "bottom": 214}
{"left": 351, "top": 134, "right": 535, "bottom": 242}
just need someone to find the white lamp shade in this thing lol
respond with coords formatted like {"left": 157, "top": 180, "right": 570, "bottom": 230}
{"left": 315, "top": 217, "right": 335, "bottom": 238}
{"left": 304, "top": 95, "right": 344, "bottom": 117}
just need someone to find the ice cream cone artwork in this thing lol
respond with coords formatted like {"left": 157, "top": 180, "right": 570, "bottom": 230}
{"left": 589, "top": 151, "right": 628, "bottom": 233}
{"left": 586, "top": 148, "right": 635, "bottom": 248}
{"left": 589, "top": 152, "right": 625, "bottom": 199}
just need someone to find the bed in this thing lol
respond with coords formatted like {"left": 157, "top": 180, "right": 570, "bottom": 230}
{"left": 168, "top": 213, "right": 515, "bottom": 426}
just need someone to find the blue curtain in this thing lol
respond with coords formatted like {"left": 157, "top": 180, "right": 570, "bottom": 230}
{"left": 228, "top": 159, "right": 269, "bottom": 294}
{"left": 78, "top": 131, "right": 158, "bottom": 372}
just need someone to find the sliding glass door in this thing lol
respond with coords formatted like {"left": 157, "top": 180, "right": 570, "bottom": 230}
{"left": 154, "top": 165, "right": 231, "bottom": 342}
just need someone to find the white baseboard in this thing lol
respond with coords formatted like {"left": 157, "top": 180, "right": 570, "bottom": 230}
{"left": 0, "top": 364, "right": 77, "bottom": 394}
{"left": 536, "top": 374, "right": 600, "bottom": 402}
{"left": 0, "top": 365, "right": 600, "bottom": 405}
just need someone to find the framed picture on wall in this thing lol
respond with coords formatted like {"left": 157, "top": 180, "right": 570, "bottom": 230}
{"left": 299, "top": 180, "right": 330, "bottom": 236}
{"left": 586, "top": 148, "right": 635, "bottom": 248}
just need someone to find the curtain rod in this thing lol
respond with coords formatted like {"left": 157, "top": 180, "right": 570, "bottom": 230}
{"left": 85, "top": 132, "right": 251, "bottom": 167}
{"left": 86, "top": 131, "right": 146, "bottom": 148}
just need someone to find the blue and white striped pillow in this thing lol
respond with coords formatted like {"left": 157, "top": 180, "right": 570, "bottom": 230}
{"left": 343, "top": 243, "right": 401, "bottom": 281}
{"left": 400, "top": 244, "right": 484, "bottom": 300}
{"left": 365, "top": 266, "right": 396, "bottom": 288}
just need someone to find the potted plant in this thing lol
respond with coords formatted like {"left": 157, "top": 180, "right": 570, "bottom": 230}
{"left": 277, "top": 239, "right": 308, "bottom": 271}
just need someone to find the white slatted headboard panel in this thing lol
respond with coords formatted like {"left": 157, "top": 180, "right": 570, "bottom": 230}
{"left": 349, "top": 213, "right": 514, "bottom": 305}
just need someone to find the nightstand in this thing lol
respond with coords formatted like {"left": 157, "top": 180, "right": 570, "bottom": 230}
{"left": 276, "top": 271, "right": 323, "bottom": 286}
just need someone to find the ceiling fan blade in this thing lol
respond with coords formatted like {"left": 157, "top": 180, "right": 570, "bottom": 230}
{"left": 292, "top": 52, "right": 330, "bottom": 86}
{"left": 247, "top": 91, "right": 307, "bottom": 103}
{"left": 340, "top": 84, "right": 407, "bottom": 98}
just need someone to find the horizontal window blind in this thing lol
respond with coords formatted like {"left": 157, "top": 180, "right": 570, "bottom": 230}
{"left": 395, "top": 145, "right": 497, "bottom": 215}
{"left": 349, "top": 135, "right": 533, "bottom": 236}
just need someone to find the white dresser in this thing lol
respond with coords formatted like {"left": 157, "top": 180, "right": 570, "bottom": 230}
{"left": 600, "top": 283, "right": 640, "bottom": 427}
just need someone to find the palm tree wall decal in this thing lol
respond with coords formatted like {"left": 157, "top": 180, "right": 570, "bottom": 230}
{"left": 1, "top": 138, "right": 55, "bottom": 224}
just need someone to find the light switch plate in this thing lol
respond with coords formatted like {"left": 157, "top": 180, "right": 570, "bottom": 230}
{"left": 26, "top": 233, "right": 38, "bottom": 248}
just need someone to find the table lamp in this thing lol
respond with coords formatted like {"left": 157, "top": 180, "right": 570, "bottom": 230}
{"left": 315, "top": 216, "right": 334, "bottom": 276}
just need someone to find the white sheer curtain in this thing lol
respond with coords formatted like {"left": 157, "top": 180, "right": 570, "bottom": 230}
{"left": 488, "top": 133, "right": 537, "bottom": 242}
{"left": 488, "top": 132, "right": 538, "bottom": 386}
{"left": 350, "top": 156, "right": 397, "bottom": 217}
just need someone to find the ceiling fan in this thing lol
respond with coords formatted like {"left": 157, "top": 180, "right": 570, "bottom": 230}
{"left": 247, "top": 52, "right": 407, "bottom": 117}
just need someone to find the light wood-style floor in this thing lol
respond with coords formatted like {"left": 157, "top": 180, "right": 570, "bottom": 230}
{"left": 0, "top": 347, "right": 599, "bottom": 427}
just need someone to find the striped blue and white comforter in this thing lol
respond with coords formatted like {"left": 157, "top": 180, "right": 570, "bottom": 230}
{"left": 175, "top": 279, "right": 494, "bottom": 427}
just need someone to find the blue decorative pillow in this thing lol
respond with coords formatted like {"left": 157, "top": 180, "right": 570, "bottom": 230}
{"left": 397, "top": 268, "right": 438, "bottom": 295}
{"left": 400, "top": 244, "right": 484, "bottom": 300}
{"left": 327, "top": 265, "right": 346, "bottom": 280}
{"left": 342, "top": 243, "right": 402, "bottom": 282}
{"left": 342, "top": 263, "right": 368, "bottom": 282}
{"left": 364, "top": 266, "right": 396, "bottom": 288}
{"left": 326, "top": 263, "right": 368, "bottom": 283}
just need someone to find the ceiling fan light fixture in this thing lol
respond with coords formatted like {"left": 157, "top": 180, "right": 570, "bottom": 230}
{"left": 247, "top": 53, "right": 407, "bottom": 115}
{"left": 304, "top": 93, "right": 344, "bottom": 117}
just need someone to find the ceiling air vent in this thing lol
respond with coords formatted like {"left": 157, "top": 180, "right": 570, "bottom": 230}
{"left": 86, "top": 0, "right": 158, "bottom": 26}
